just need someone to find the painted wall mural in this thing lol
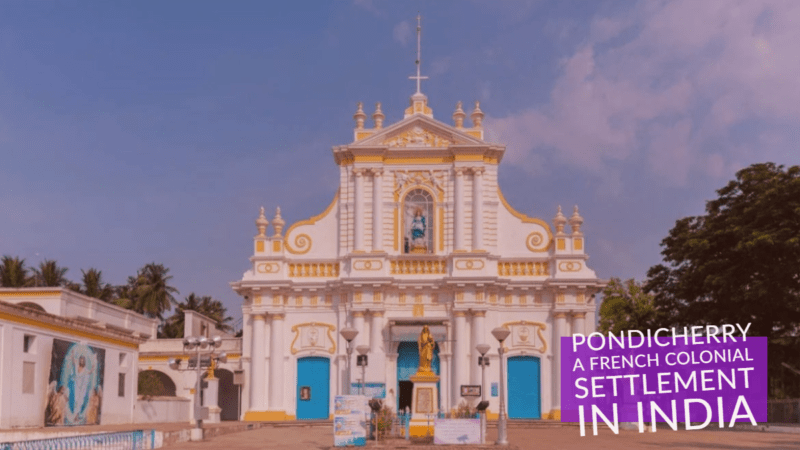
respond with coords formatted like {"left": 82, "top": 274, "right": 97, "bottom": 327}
{"left": 45, "top": 339, "right": 106, "bottom": 426}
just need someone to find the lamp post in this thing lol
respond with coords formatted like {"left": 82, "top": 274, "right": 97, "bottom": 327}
{"left": 356, "top": 345, "right": 370, "bottom": 396}
{"left": 169, "top": 336, "right": 227, "bottom": 442}
{"left": 340, "top": 327, "right": 359, "bottom": 395}
{"left": 491, "top": 327, "right": 511, "bottom": 446}
{"left": 476, "top": 343, "right": 491, "bottom": 444}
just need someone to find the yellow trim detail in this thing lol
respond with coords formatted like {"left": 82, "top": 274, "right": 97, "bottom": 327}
{"left": 0, "top": 291, "right": 61, "bottom": 297}
{"left": 557, "top": 238, "right": 565, "bottom": 250}
{"left": 497, "top": 188, "right": 554, "bottom": 244}
{"left": 289, "top": 322, "right": 336, "bottom": 355}
{"left": 438, "top": 206, "right": 444, "bottom": 251}
{"left": 273, "top": 240, "right": 282, "bottom": 252}
{"left": 502, "top": 320, "right": 548, "bottom": 354}
{"left": 284, "top": 190, "right": 339, "bottom": 255}
{"left": 453, "top": 154, "right": 484, "bottom": 162}
{"left": 0, "top": 310, "right": 139, "bottom": 349}
{"left": 393, "top": 209, "right": 399, "bottom": 251}
{"left": 138, "top": 353, "right": 242, "bottom": 362}
{"left": 574, "top": 237, "right": 583, "bottom": 250}
{"left": 244, "top": 411, "right": 294, "bottom": 421}
{"left": 256, "top": 241, "right": 264, "bottom": 252}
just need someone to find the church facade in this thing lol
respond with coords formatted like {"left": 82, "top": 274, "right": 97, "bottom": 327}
{"left": 231, "top": 90, "right": 604, "bottom": 422}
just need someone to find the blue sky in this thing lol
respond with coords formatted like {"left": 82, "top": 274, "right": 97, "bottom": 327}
{"left": 2, "top": 1, "right": 797, "bottom": 326}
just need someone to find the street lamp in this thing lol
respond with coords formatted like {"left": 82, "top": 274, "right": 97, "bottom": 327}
{"left": 476, "top": 343, "right": 491, "bottom": 444}
{"left": 169, "top": 335, "right": 227, "bottom": 442}
{"left": 340, "top": 327, "right": 359, "bottom": 395}
{"left": 491, "top": 327, "right": 511, "bottom": 446}
{"left": 356, "top": 345, "right": 370, "bottom": 396}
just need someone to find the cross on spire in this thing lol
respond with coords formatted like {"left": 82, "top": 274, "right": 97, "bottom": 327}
{"left": 408, "top": 14, "right": 428, "bottom": 94}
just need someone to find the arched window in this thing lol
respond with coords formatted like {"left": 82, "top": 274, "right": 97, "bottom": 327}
{"left": 403, "top": 189, "right": 434, "bottom": 254}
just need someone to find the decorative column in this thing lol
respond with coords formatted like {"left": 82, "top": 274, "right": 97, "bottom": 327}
{"left": 454, "top": 168, "right": 466, "bottom": 251}
{"left": 269, "top": 314, "right": 285, "bottom": 413}
{"left": 369, "top": 311, "right": 384, "bottom": 380}
{"left": 552, "top": 312, "right": 568, "bottom": 418}
{"left": 352, "top": 311, "right": 365, "bottom": 392}
{"left": 471, "top": 310, "right": 486, "bottom": 387}
{"left": 371, "top": 169, "right": 383, "bottom": 252}
{"left": 250, "top": 314, "right": 266, "bottom": 412}
{"left": 452, "top": 310, "right": 467, "bottom": 405}
{"left": 354, "top": 168, "right": 366, "bottom": 252}
{"left": 572, "top": 312, "right": 586, "bottom": 336}
{"left": 471, "top": 168, "right": 484, "bottom": 251}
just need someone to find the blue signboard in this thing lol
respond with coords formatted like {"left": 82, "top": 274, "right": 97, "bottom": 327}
{"left": 350, "top": 382, "right": 386, "bottom": 398}
{"left": 491, "top": 382, "right": 498, "bottom": 397}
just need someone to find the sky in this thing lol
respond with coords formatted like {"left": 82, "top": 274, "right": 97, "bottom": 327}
{"left": 1, "top": 1, "right": 798, "bottom": 327}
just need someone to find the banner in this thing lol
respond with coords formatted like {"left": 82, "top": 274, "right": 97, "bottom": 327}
{"left": 333, "top": 395, "right": 368, "bottom": 447}
{"left": 433, "top": 419, "right": 480, "bottom": 444}
{"left": 561, "top": 326, "right": 767, "bottom": 436}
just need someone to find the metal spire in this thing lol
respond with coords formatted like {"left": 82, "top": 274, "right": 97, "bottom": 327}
{"left": 408, "top": 14, "right": 428, "bottom": 94}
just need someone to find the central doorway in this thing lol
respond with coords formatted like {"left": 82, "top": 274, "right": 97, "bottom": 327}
{"left": 396, "top": 341, "right": 439, "bottom": 412}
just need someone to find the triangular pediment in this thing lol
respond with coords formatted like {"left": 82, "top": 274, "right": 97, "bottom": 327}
{"left": 354, "top": 114, "right": 485, "bottom": 148}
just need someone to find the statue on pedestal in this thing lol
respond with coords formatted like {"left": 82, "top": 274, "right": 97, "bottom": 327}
{"left": 418, "top": 325, "right": 435, "bottom": 373}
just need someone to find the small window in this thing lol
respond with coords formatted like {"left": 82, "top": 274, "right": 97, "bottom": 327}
{"left": 118, "top": 373, "right": 126, "bottom": 397}
{"left": 119, "top": 352, "right": 128, "bottom": 367}
{"left": 22, "top": 362, "right": 35, "bottom": 393}
{"left": 23, "top": 335, "right": 35, "bottom": 353}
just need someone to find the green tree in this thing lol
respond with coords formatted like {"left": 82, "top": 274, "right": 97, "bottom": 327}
{"left": 31, "top": 259, "right": 69, "bottom": 287}
{"left": 0, "top": 256, "right": 33, "bottom": 287}
{"left": 132, "top": 263, "right": 179, "bottom": 320}
{"left": 645, "top": 162, "right": 800, "bottom": 397}
{"left": 598, "top": 278, "right": 661, "bottom": 334}
{"left": 80, "top": 268, "right": 114, "bottom": 301}
{"left": 161, "top": 293, "right": 234, "bottom": 338}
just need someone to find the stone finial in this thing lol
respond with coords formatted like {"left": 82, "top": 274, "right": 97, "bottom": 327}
{"left": 272, "top": 207, "right": 286, "bottom": 237}
{"left": 353, "top": 102, "right": 366, "bottom": 130}
{"left": 569, "top": 205, "right": 584, "bottom": 235}
{"left": 470, "top": 101, "right": 484, "bottom": 128}
{"left": 256, "top": 206, "right": 269, "bottom": 237}
{"left": 453, "top": 101, "right": 466, "bottom": 128}
{"left": 372, "top": 102, "right": 385, "bottom": 129}
{"left": 553, "top": 205, "right": 567, "bottom": 234}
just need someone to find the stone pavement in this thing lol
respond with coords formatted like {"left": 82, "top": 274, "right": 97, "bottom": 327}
{"left": 158, "top": 422, "right": 800, "bottom": 450}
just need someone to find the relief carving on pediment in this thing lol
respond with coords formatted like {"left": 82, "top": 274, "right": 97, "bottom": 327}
{"left": 382, "top": 126, "right": 451, "bottom": 148}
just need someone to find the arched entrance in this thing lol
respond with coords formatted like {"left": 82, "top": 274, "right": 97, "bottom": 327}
{"left": 137, "top": 370, "right": 177, "bottom": 396}
{"left": 214, "top": 369, "right": 240, "bottom": 421}
{"left": 296, "top": 356, "right": 330, "bottom": 420}
{"left": 396, "top": 341, "right": 440, "bottom": 412}
{"left": 507, "top": 355, "right": 541, "bottom": 419}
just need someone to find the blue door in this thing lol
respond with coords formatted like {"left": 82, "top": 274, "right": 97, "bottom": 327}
{"left": 507, "top": 356, "right": 541, "bottom": 419}
{"left": 297, "top": 356, "right": 330, "bottom": 420}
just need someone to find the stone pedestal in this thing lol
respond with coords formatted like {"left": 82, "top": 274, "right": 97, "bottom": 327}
{"left": 409, "top": 371, "right": 439, "bottom": 437}
{"left": 204, "top": 377, "right": 221, "bottom": 424}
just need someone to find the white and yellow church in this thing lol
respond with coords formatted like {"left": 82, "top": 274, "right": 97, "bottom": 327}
{"left": 231, "top": 76, "right": 605, "bottom": 422}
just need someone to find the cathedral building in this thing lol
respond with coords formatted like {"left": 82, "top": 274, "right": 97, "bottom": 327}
{"left": 231, "top": 81, "right": 605, "bottom": 421}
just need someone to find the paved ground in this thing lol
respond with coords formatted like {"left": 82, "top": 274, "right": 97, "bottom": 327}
{"left": 161, "top": 423, "right": 800, "bottom": 450}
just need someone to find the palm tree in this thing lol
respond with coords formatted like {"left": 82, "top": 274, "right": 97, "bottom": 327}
{"left": 161, "top": 293, "right": 203, "bottom": 338}
{"left": 199, "top": 296, "right": 234, "bottom": 333}
{"left": 31, "top": 259, "right": 69, "bottom": 287}
{"left": 80, "top": 268, "right": 114, "bottom": 301}
{"left": 132, "top": 263, "right": 178, "bottom": 319}
{"left": 0, "top": 255, "right": 33, "bottom": 287}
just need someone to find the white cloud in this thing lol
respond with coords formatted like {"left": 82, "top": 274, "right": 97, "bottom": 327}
{"left": 393, "top": 21, "right": 412, "bottom": 47}
{"left": 487, "top": 0, "right": 800, "bottom": 191}
{"left": 353, "top": 0, "right": 380, "bottom": 15}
